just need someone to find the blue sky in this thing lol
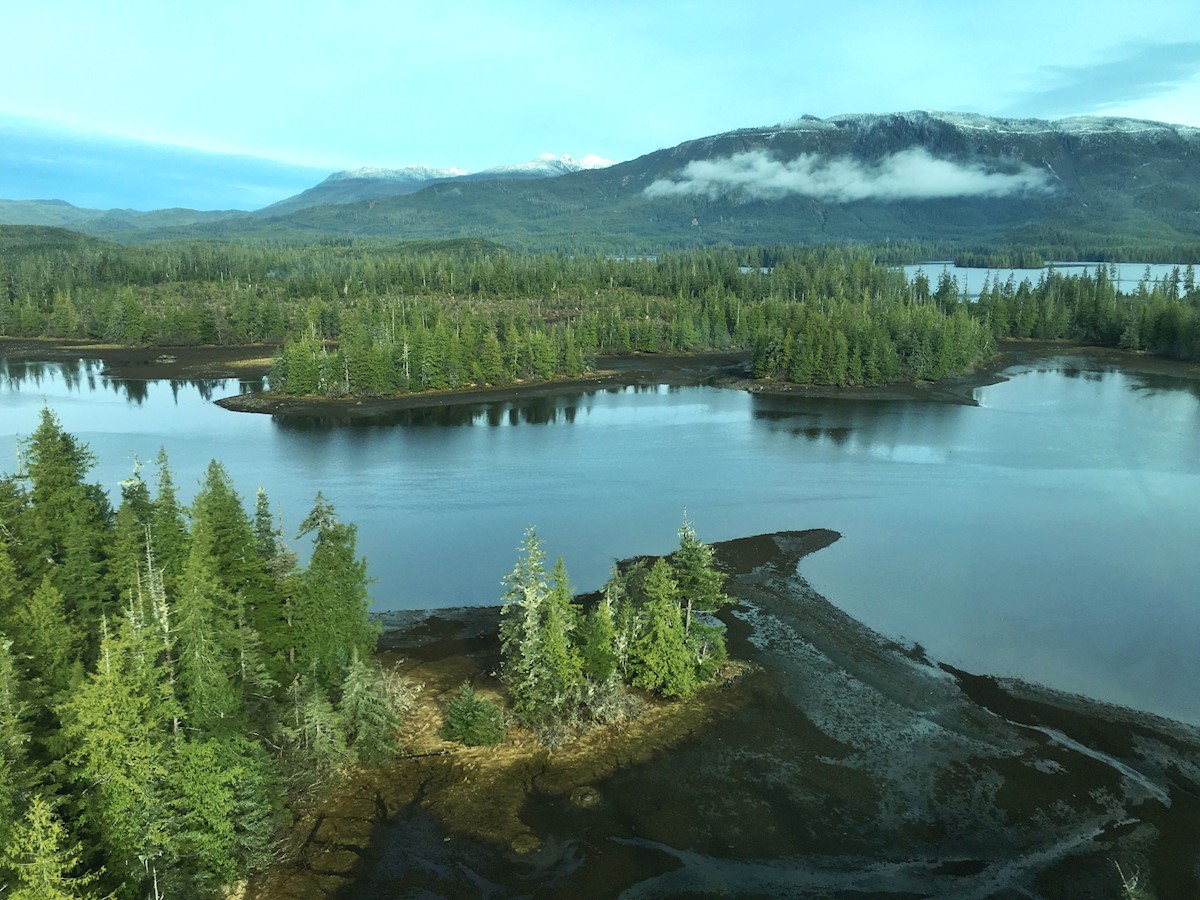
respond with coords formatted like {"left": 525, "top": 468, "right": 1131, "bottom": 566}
{"left": 5, "top": 0, "right": 1200, "bottom": 210}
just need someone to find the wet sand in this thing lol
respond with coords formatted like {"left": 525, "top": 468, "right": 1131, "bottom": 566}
{"left": 250, "top": 531, "right": 1200, "bottom": 899}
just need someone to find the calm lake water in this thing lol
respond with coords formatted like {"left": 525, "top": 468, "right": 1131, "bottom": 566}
{"left": 903, "top": 261, "right": 1191, "bottom": 298}
{"left": 2, "top": 355, "right": 1199, "bottom": 724}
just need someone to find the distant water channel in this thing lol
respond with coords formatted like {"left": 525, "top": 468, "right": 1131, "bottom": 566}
{"left": 903, "top": 261, "right": 1189, "bottom": 298}
{"left": 2, "top": 354, "right": 1199, "bottom": 724}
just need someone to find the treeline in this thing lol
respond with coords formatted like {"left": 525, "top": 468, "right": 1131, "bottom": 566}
{"left": 0, "top": 412, "right": 410, "bottom": 898}
{"left": 4, "top": 236, "right": 1200, "bottom": 395}
{"left": 490, "top": 521, "right": 729, "bottom": 745}
{"left": 968, "top": 264, "right": 1200, "bottom": 358}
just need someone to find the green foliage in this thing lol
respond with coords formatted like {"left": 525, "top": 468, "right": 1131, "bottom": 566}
{"left": 498, "top": 530, "right": 585, "bottom": 725}
{"left": 0, "top": 637, "right": 31, "bottom": 854}
{"left": 629, "top": 560, "right": 696, "bottom": 699}
{"left": 670, "top": 515, "right": 729, "bottom": 633}
{"left": 1, "top": 794, "right": 110, "bottom": 900}
{"left": 280, "top": 676, "right": 350, "bottom": 784}
{"left": 165, "top": 736, "right": 278, "bottom": 894}
{"left": 440, "top": 682, "right": 505, "bottom": 747}
{"left": 0, "top": 421, "right": 398, "bottom": 898}
{"left": 338, "top": 651, "right": 401, "bottom": 765}
{"left": 13, "top": 576, "right": 80, "bottom": 701}
{"left": 6, "top": 236, "right": 1200, "bottom": 394}
{"left": 579, "top": 593, "right": 617, "bottom": 683}
{"left": 291, "top": 493, "right": 379, "bottom": 690}
{"left": 58, "top": 608, "right": 180, "bottom": 887}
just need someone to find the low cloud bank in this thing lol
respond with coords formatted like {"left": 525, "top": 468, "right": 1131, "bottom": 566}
{"left": 644, "top": 148, "right": 1053, "bottom": 202}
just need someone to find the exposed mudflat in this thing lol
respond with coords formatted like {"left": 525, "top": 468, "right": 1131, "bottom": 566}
{"left": 0, "top": 336, "right": 276, "bottom": 380}
{"left": 250, "top": 531, "right": 1200, "bottom": 899}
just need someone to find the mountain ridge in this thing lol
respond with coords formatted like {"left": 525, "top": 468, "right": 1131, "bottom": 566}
{"left": 2, "top": 111, "right": 1198, "bottom": 253}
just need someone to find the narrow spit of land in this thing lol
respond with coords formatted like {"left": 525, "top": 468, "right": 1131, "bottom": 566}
{"left": 249, "top": 531, "right": 1200, "bottom": 900}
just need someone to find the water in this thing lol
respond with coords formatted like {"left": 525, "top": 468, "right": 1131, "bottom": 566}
{"left": 903, "top": 261, "right": 1191, "bottom": 298}
{"left": 2, "top": 353, "right": 1199, "bottom": 724}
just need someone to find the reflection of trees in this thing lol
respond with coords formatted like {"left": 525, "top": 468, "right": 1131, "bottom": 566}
{"left": 0, "top": 356, "right": 244, "bottom": 406}
{"left": 269, "top": 391, "right": 595, "bottom": 431}
{"left": 750, "top": 393, "right": 968, "bottom": 453}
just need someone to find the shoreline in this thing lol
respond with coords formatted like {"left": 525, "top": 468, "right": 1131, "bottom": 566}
{"left": 252, "top": 529, "right": 1200, "bottom": 899}
{"left": 6, "top": 337, "right": 1200, "bottom": 418}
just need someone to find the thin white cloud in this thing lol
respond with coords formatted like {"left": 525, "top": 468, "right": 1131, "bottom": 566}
{"left": 644, "top": 148, "right": 1054, "bottom": 202}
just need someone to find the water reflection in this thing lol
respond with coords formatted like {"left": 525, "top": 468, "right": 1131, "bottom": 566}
{"left": 751, "top": 394, "right": 969, "bottom": 462}
{"left": 0, "top": 357, "right": 252, "bottom": 406}
{"left": 272, "top": 390, "right": 598, "bottom": 430}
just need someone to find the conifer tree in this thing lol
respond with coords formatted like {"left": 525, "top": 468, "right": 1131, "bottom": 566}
{"left": 58, "top": 609, "right": 180, "bottom": 889}
{"left": 630, "top": 559, "right": 696, "bottom": 698}
{"left": 338, "top": 650, "right": 400, "bottom": 764}
{"left": 174, "top": 522, "right": 241, "bottom": 734}
{"left": 109, "top": 465, "right": 154, "bottom": 604}
{"left": 281, "top": 676, "right": 349, "bottom": 785}
{"left": 440, "top": 681, "right": 504, "bottom": 746}
{"left": 579, "top": 590, "right": 618, "bottom": 683}
{"left": 670, "top": 515, "right": 729, "bottom": 633}
{"left": 151, "top": 448, "right": 189, "bottom": 594}
{"left": 0, "top": 637, "right": 31, "bottom": 854}
{"left": 0, "top": 540, "right": 22, "bottom": 631}
{"left": 498, "top": 528, "right": 550, "bottom": 718}
{"left": 1, "top": 794, "right": 108, "bottom": 900}
{"left": 536, "top": 556, "right": 583, "bottom": 719}
{"left": 19, "top": 410, "right": 112, "bottom": 626}
{"left": 13, "top": 575, "right": 80, "bottom": 703}
{"left": 291, "top": 494, "right": 378, "bottom": 690}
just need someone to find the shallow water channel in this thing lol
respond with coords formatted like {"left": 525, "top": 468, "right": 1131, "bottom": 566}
{"left": 1, "top": 352, "right": 1198, "bottom": 724}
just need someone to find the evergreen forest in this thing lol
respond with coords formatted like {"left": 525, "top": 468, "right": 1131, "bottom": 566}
{"left": 0, "top": 411, "right": 411, "bottom": 899}
{"left": 3, "top": 232, "right": 1199, "bottom": 398}
{"left": 493, "top": 520, "right": 729, "bottom": 745}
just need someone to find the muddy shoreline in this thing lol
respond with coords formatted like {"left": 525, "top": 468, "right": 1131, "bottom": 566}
{"left": 251, "top": 531, "right": 1200, "bottom": 899}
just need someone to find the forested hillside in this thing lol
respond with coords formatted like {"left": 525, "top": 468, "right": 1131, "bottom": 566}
{"left": 0, "top": 412, "right": 411, "bottom": 898}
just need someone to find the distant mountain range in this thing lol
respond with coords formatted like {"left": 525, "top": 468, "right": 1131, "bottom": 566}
{"left": 3, "top": 112, "right": 1199, "bottom": 253}
{"left": 256, "top": 153, "right": 615, "bottom": 216}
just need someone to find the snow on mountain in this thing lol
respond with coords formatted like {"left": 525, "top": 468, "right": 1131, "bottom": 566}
{"left": 325, "top": 164, "right": 469, "bottom": 183}
{"left": 480, "top": 153, "right": 615, "bottom": 176}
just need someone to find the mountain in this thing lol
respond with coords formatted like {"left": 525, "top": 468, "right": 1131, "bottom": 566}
{"left": 0, "top": 198, "right": 245, "bottom": 233}
{"left": 191, "top": 111, "right": 1200, "bottom": 253}
{"left": 255, "top": 165, "right": 470, "bottom": 215}
{"left": 5, "top": 112, "right": 1199, "bottom": 254}
{"left": 471, "top": 153, "right": 615, "bottom": 180}
{"left": 257, "top": 154, "right": 615, "bottom": 216}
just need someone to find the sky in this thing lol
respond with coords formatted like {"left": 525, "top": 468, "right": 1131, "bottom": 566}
{"left": 4, "top": 0, "right": 1200, "bottom": 210}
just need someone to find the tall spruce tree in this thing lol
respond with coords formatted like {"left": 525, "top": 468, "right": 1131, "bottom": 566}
{"left": 1, "top": 794, "right": 108, "bottom": 900}
{"left": 630, "top": 559, "right": 696, "bottom": 698}
{"left": 151, "top": 448, "right": 189, "bottom": 594}
{"left": 670, "top": 516, "right": 728, "bottom": 633}
{"left": 498, "top": 528, "right": 550, "bottom": 718}
{"left": 0, "top": 637, "right": 31, "bottom": 855}
{"left": 58, "top": 607, "right": 180, "bottom": 892}
{"left": 290, "top": 494, "right": 378, "bottom": 690}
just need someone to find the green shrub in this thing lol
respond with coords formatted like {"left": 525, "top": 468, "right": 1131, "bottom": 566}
{"left": 440, "top": 682, "right": 505, "bottom": 747}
